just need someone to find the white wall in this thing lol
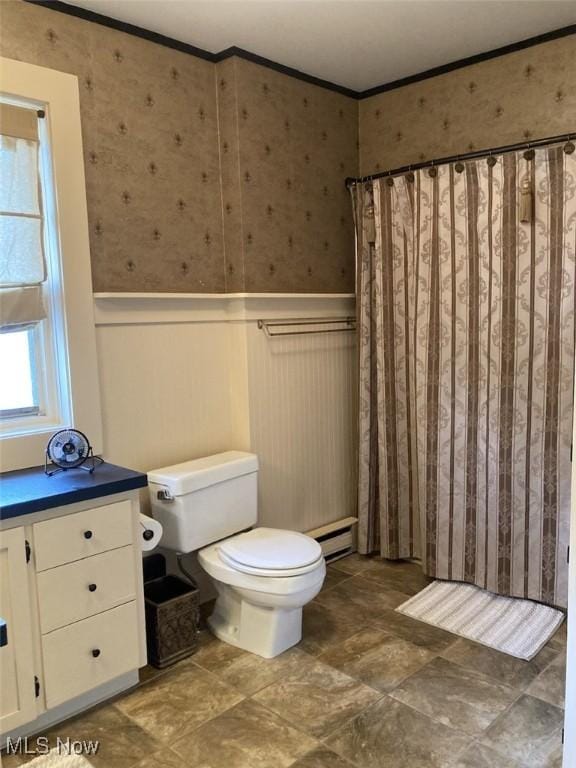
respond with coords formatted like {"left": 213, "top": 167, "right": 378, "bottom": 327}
{"left": 96, "top": 321, "right": 242, "bottom": 476}
{"left": 246, "top": 320, "right": 357, "bottom": 532}
{"left": 93, "top": 294, "right": 357, "bottom": 530}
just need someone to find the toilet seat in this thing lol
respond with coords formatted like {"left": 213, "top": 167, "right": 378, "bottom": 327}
{"left": 199, "top": 531, "right": 325, "bottom": 596}
{"left": 219, "top": 549, "right": 324, "bottom": 577}
{"left": 218, "top": 527, "right": 323, "bottom": 577}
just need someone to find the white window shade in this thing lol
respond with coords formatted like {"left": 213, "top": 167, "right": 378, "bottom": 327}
{"left": 0, "top": 104, "right": 46, "bottom": 331}
{"left": 0, "top": 286, "right": 46, "bottom": 328}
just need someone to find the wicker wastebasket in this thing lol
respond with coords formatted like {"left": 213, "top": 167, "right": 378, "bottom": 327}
{"left": 144, "top": 571, "right": 200, "bottom": 669}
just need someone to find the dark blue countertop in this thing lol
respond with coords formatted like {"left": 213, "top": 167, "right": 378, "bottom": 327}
{"left": 0, "top": 462, "right": 148, "bottom": 520}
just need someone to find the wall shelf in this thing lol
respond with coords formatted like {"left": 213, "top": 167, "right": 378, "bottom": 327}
{"left": 93, "top": 293, "right": 356, "bottom": 326}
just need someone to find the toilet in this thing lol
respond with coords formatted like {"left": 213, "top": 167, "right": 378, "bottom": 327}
{"left": 148, "top": 451, "right": 326, "bottom": 658}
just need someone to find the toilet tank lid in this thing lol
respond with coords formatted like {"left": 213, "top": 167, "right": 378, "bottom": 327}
{"left": 147, "top": 451, "right": 258, "bottom": 495}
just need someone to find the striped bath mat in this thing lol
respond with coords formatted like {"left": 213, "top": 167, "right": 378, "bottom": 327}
{"left": 396, "top": 580, "right": 565, "bottom": 660}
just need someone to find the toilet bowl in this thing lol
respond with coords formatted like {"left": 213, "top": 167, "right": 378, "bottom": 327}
{"left": 198, "top": 527, "right": 326, "bottom": 658}
{"left": 148, "top": 452, "right": 326, "bottom": 659}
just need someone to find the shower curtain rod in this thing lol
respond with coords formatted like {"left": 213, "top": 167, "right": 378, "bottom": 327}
{"left": 345, "top": 132, "right": 576, "bottom": 188}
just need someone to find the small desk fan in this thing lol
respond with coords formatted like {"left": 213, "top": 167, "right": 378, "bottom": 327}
{"left": 45, "top": 429, "right": 103, "bottom": 476}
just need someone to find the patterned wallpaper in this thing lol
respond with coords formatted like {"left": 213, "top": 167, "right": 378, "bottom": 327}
{"left": 228, "top": 58, "right": 358, "bottom": 293}
{"left": 359, "top": 36, "right": 576, "bottom": 175}
{"left": 2, "top": 1, "right": 573, "bottom": 291}
{"left": 0, "top": 1, "right": 357, "bottom": 293}
{"left": 1, "top": 1, "right": 224, "bottom": 293}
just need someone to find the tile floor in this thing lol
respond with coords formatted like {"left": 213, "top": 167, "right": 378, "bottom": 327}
{"left": 3, "top": 555, "right": 567, "bottom": 768}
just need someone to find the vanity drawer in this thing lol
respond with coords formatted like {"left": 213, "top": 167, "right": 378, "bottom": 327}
{"left": 42, "top": 602, "right": 139, "bottom": 709}
{"left": 33, "top": 501, "right": 133, "bottom": 571}
{"left": 37, "top": 546, "right": 137, "bottom": 633}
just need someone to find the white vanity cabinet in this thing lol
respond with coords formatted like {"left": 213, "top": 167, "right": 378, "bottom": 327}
{"left": 0, "top": 486, "right": 147, "bottom": 742}
{"left": 0, "top": 527, "right": 37, "bottom": 734}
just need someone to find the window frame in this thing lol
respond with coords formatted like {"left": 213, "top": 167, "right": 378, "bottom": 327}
{"left": 0, "top": 57, "right": 102, "bottom": 471}
{"left": 0, "top": 111, "right": 71, "bottom": 435}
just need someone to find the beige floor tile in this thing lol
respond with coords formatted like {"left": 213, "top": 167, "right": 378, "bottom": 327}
{"left": 138, "top": 664, "right": 166, "bottom": 685}
{"left": 129, "top": 747, "right": 190, "bottom": 767}
{"left": 115, "top": 663, "right": 244, "bottom": 742}
{"left": 329, "top": 553, "right": 380, "bottom": 576}
{"left": 43, "top": 703, "right": 163, "bottom": 768}
{"left": 208, "top": 646, "right": 315, "bottom": 696}
{"left": 454, "top": 742, "right": 527, "bottom": 768}
{"left": 360, "top": 559, "right": 432, "bottom": 595}
{"left": 189, "top": 631, "right": 247, "bottom": 673}
{"left": 526, "top": 652, "right": 566, "bottom": 708}
{"left": 441, "top": 637, "right": 560, "bottom": 691}
{"left": 480, "top": 694, "right": 564, "bottom": 766}
{"left": 317, "top": 575, "right": 410, "bottom": 613}
{"left": 171, "top": 699, "right": 318, "bottom": 768}
{"left": 289, "top": 746, "right": 355, "bottom": 767}
{"left": 321, "top": 567, "right": 353, "bottom": 593}
{"left": 0, "top": 750, "right": 26, "bottom": 767}
{"left": 390, "top": 657, "right": 519, "bottom": 736}
{"left": 299, "top": 600, "right": 368, "bottom": 656}
{"left": 319, "top": 627, "right": 435, "bottom": 693}
{"left": 370, "top": 607, "right": 458, "bottom": 652}
{"left": 326, "top": 696, "right": 472, "bottom": 768}
{"left": 312, "top": 586, "right": 374, "bottom": 626}
{"left": 252, "top": 655, "right": 381, "bottom": 738}
{"left": 547, "top": 621, "right": 567, "bottom": 652}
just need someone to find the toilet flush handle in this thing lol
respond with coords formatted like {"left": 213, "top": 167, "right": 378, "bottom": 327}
{"left": 157, "top": 489, "right": 174, "bottom": 502}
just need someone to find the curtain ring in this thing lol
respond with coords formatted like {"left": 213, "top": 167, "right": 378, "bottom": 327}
{"left": 455, "top": 161, "right": 465, "bottom": 173}
{"left": 487, "top": 155, "right": 497, "bottom": 167}
{"left": 523, "top": 148, "right": 535, "bottom": 161}
{"left": 564, "top": 141, "right": 575, "bottom": 155}
{"left": 386, "top": 175, "right": 394, "bottom": 187}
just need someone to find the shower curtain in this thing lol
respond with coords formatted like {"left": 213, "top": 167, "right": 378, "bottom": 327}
{"left": 353, "top": 143, "right": 576, "bottom": 608}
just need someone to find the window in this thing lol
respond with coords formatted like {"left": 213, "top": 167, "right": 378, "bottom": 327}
{"left": 0, "top": 328, "right": 40, "bottom": 417}
{"left": 0, "top": 102, "right": 71, "bottom": 437}
{"left": 0, "top": 58, "right": 102, "bottom": 471}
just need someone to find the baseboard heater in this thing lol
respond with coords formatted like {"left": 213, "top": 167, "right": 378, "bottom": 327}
{"left": 306, "top": 516, "right": 358, "bottom": 563}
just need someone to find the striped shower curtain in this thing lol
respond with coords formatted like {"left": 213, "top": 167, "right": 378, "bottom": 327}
{"left": 353, "top": 143, "right": 576, "bottom": 608}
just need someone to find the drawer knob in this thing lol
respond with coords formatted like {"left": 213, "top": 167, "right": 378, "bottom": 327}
{"left": 91, "top": 648, "right": 101, "bottom": 658}
{"left": 83, "top": 530, "right": 93, "bottom": 540}
{"left": 88, "top": 583, "right": 97, "bottom": 592}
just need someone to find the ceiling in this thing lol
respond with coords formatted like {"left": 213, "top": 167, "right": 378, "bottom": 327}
{"left": 62, "top": 0, "right": 576, "bottom": 92}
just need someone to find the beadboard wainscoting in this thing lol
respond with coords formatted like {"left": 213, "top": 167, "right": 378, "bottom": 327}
{"left": 245, "top": 320, "right": 357, "bottom": 532}
{"left": 93, "top": 293, "right": 357, "bottom": 535}
{"left": 95, "top": 319, "right": 243, "bottom": 472}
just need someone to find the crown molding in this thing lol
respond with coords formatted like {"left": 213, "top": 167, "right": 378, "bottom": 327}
{"left": 357, "top": 23, "right": 576, "bottom": 99}
{"left": 23, "top": 1, "right": 576, "bottom": 101}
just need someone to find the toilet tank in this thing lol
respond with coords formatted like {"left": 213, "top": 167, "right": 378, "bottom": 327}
{"left": 148, "top": 451, "right": 259, "bottom": 553}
